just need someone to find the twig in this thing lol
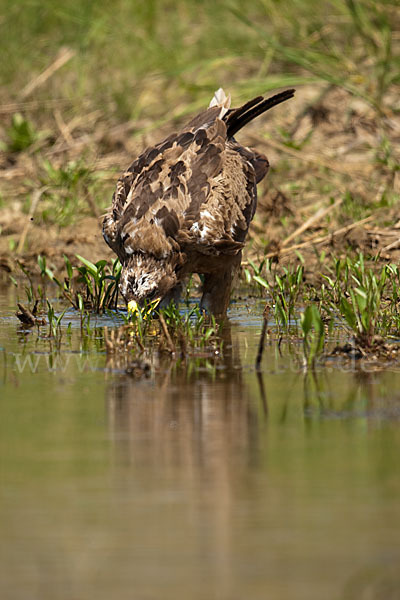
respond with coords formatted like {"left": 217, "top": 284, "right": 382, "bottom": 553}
{"left": 265, "top": 215, "right": 375, "bottom": 259}
{"left": 46, "top": 118, "right": 136, "bottom": 157}
{"left": 20, "top": 47, "right": 76, "bottom": 100}
{"left": 282, "top": 198, "right": 342, "bottom": 247}
{"left": 159, "top": 313, "right": 176, "bottom": 354}
{"left": 16, "top": 303, "right": 36, "bottom": 326}
{"left": 0, "top": 99, "right": 68, "bottom": 114}
{"left": 255, "top": 305, "right": 269, "bottom": 371}
{"left": 135, "top": 334, "right": 145, "bottom": 353}
{"left": 0, "top": 168, "right": 25, "bottom": 180}
{"left": 15, "top": 302, "right": 45, "bottom": 327}
{"left": 53, "top": 109, "right": 103, "bottom": 147}
{"left": 54, "top": 109, "right": 74, "bottom": 146}
{"left": 380, "top": 237, "right": 400, "bottom": 253}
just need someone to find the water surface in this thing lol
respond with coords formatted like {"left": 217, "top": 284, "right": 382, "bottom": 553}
{"left": 1, "top": 288, "right": 400, "bottom": 600}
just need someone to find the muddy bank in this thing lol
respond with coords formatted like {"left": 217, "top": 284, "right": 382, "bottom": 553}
{"left": 1, "top": 210, "right": 400, "bottom": 288}
{"left": 1, "top": 86, "right": 399, "bottom": 281}
{"left": 0, "top": 216, "right": 113, "bottom": 277}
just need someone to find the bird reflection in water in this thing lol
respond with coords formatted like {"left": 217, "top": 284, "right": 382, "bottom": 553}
{"left": 106, "top": 322, "right": 268, "bottom": 468}
{"left": 105, "top": 322, "right": 268, "bottom": 596}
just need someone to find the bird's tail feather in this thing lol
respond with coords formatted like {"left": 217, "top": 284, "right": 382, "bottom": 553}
{"left": 226, "top": 89, "right": 295, "bottom": 138}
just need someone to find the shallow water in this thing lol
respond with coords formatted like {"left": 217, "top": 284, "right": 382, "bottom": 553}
{"left": 1, "top": 287, "right": 400, "bottom": 600}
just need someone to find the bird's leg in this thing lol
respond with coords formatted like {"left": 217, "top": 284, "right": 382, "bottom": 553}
{"left": 200, "top": 256, "right": 241, "bottom": 316}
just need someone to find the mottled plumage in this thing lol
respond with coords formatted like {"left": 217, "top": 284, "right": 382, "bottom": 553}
{"left": 103, "top": 88, "right": 295, "bottom": 314}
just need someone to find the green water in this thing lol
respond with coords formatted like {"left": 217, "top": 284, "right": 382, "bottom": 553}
{"left": 1, "top": 288, "right": 400, "bottom": 600}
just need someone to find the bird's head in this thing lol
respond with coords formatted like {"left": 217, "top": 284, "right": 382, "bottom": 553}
{"left": 119, "top": 254, "right": 178, "bottom": 312}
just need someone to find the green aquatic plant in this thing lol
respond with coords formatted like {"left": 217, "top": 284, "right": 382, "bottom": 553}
{"left": 322, "top": 254, "right": 393, "bottom": 345}
{"left": 340, "top": 255, "right": 385, "bottom": 344}
{"left": 248, "top": 261, "right": 304, "bottom": 333}
{"left": 243, "top": 258, "right": 268, "bottom": 288}
{"left": 245, "top": 251, "right": 400, "bottom": 352}
{"left": 46, "top": 300, "right": 68, "bottom": 348}
{"left": 154, "top": 303, "right": 221, "bottom": 356}
{"left": 39, "top": 254, "right": 122, "bottom": 314}
{"left": 74, "top": 255, "right": 121, "bottom": 313}
{"left": 104, "top": 302, "right": 222, "bottom": 364}
{"left": 118, "top": 297, "right": 162, "bottom": 348}
{"left": 300, "top": 304, "right": 325, "bottom": 368}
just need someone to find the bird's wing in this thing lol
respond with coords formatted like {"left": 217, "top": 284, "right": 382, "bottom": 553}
{"left": 103, "top": 106, "right": 259, "bottom": 260}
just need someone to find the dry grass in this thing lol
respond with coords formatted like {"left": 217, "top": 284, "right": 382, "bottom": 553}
{"left": 0, "top": 0, "right": 399, "bottom": 279}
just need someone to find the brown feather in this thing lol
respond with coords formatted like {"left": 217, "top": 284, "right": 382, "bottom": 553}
{"left": 103, "top": 88, "right": 295, "bottom": 313}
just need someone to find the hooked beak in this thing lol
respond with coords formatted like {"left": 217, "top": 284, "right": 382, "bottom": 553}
{"left": 127, "top": 300, "right": 138, "bottom": 315}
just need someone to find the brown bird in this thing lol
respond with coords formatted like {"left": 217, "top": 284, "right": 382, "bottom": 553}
{"left": 103, "top": 88, "right": 295, "bottom": 315}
